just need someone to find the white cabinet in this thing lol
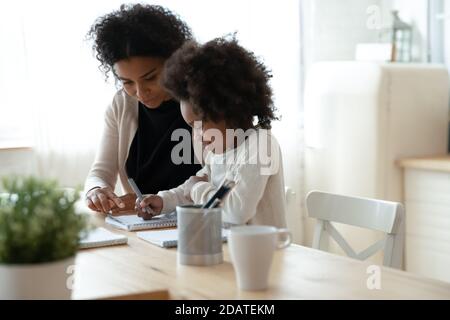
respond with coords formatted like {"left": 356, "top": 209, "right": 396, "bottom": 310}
{"left": 303, "top": 61, "right": 449, "bottom": 265}
{"left": 401, "top": 157, "right": 450, "bottom": 283}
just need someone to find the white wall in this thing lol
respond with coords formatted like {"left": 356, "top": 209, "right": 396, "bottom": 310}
{"left": 303, "top": 0, "right": 383, "bottom": 65}
{"left": 303, "top": 0, "right": 430, "bottom": 67}
{"left": 444, "top": 1, "right": 450, "bottom": 67}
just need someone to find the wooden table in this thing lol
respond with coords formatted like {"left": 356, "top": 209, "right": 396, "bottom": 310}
{"left": 72, "top": 213, "right": 450, "bottom": 300}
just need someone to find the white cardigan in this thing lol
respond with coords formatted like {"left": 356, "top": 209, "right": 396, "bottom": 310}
{"left": 157, "top": 129, "right": 287, "bottom": 228}
{"left": 84, "top": 90, "right": 139, "bottom": 195}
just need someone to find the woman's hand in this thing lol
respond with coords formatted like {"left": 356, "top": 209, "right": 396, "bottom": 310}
{"left": 85, "top": 187, "right": 125, "bottom": 213}
{"left": 135, "top": 195, "right": 164, "bottom": 220}
{"left": 110, "top": 193, "right": 137, "bottom": 215}
{"left": 184, "top": 174, "right": 209, "bottom": 200}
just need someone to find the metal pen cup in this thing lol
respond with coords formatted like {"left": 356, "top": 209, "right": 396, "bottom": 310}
{"left": 176, "top": 204, "right": 223, "bottom": 266}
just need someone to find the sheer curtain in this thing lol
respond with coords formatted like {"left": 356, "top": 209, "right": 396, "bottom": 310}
{"left": 0, "top": 0, "right": 305, "bottom": 244}
{"left": 0, "top": 1, "right": 32, "bottom": 146}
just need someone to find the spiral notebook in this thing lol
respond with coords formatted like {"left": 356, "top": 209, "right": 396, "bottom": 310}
{"left": 137, "top": 228, "right": 228, "bottom": 248}
{"left": 79, "top": 227, "right": 128, "bottom": 249}
{"left": 105, "top": 211, "right": 177, "bottom": 231}
{"left": 137, "top": 229, "right": 180, "bottom": 248}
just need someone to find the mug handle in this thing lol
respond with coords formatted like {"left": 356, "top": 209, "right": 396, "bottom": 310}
{"left": 276, "top": 228, "right": 292, "bottom": 249}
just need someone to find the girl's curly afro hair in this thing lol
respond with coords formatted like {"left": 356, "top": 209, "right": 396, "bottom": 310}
{"left": 87, "top": 3, "right": 193, "bottom": 79}
{"left": 162, "top": 36, "right": 278, "bottom": 130}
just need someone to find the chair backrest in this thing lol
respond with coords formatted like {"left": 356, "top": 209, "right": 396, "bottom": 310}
{"left": 306, "top": 190, "right": 404, "bottom": 268}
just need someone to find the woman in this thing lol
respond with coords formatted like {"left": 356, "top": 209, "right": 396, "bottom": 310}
{"left": 84, "top": 4, "right": 201, "bottom": 214}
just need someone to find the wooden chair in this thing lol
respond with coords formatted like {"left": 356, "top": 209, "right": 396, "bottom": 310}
{"left": 306, "top": 190, "right": 404, "bottom": 268}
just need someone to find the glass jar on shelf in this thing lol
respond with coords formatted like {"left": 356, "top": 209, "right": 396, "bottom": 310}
{"left": 390, "top": 10, "right": 413, "bottom": 62}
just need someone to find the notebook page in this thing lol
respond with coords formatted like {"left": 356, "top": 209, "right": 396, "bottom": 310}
{"left": 137, "top": 229, "right": 178, "bottom": 248}
{"left": 106, "top": 211, "right": 177, "bottom": 231}
{"left": 79, "top": 227, "right": 128, "bottom": 249}
{"left": 137, "top": 228, "right": 229, "bottom": 248}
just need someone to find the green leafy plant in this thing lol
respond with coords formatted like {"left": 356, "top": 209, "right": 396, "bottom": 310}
{"left": 0, "top": 176, "right": 87, "bottom": 264}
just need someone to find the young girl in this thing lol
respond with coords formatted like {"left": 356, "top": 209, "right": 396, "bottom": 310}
{"left": 136, "top": 36, "right": 287, "bottom": 228}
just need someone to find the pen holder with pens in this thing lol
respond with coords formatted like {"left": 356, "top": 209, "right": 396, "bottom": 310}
{"left": 176, "top": 205, "right": 223, "bottom": 266}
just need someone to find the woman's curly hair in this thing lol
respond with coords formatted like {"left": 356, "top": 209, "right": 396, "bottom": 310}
{"left": 87, "top": 3, "right": 193, "bottom": 79}
{"left": 162, "top": 36, "right": 278, "bottom": 130}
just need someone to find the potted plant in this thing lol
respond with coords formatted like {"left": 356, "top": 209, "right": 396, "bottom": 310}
{"left": 0, "top": 176, "right": 87, "bottom": 299}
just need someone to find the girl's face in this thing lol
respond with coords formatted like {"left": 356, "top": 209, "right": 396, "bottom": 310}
{"left": 180, "top": 100, "right": 226, "bottom": 151}
{"left": 114, "top": 56, "right": 171, "bottom": 109}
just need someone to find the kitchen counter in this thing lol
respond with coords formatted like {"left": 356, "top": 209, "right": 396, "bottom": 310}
{"left": 398, "top": 155, "right": 450, "bottom": 173}
{"left": 398, "top": 154, "right": 450, "bottom": 284}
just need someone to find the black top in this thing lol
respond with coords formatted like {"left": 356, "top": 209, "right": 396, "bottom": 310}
{"left": 125, "top": 100, "right": 202, "bottom": 194}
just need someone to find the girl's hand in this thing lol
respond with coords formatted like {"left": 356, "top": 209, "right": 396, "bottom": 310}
{"left": 85, "top": 187, "right": 125, "bottom": 213}
{"left": 135, "top": 195, "right": 163, "bottom": 220}
{"left": 184, "top": 174, "right": 209, "bottom": 199}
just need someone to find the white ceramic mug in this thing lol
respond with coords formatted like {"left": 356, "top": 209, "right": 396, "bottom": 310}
{"left": 228, "top": 225, "right": 292, "bottom": 291}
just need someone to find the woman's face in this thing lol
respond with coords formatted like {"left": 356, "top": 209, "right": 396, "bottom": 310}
{"left": 114, "top": 56, "right": 171, "bottom": 109}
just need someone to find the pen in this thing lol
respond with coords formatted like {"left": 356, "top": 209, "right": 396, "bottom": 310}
{"left": 202, "top": 179, "right": 235, "bottom": 209}
{"left": 128, "top": 178, "right": 153, "bottom": 215}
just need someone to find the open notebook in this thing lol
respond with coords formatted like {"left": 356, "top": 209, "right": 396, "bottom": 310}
{"left": 79, "top": 227, "right": 128, "bottom": 249}
{"left": 137, "top": 228, "right": 228, "bottom": 248}
{"left": 105, "top": 211, "right": 177, "bottom": 231}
